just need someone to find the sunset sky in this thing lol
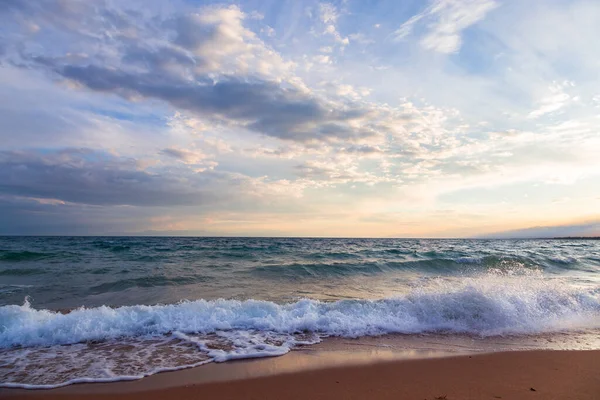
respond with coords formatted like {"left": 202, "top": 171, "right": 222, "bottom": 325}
{"left": 0, "top": 0, "right": 599, "bottom": 237}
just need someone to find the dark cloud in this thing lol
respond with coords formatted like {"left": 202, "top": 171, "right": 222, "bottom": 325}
{"left": 0, "top": 195, "right": 150, "bottom": 235}
{"left": 341, "top": 145, "right": 384, "bottom": 155}
{"left": 0, "top": 147, "right": 313, "bottom": 234}
{"left": 40, "top": 61, "right": 372, "bottom": 142}
{"left": 158, "top": 147, "right": 206, "bottom": 164}
{"left": 121, "top": 44, "right": 197, "bottom": 74}
{"left": 171, "top": 14, "right": 219, "bottom": 50}
{"left": 0, "top": 149, "right": 216, "bottom": 206}
{"left": 159, "top": 148, "right": 191, "bottom": 161}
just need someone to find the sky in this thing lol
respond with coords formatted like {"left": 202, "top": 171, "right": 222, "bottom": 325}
{"left": 0, "top": 0, "right": 599, "bottom": 237}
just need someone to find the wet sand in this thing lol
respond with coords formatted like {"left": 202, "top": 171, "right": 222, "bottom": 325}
{"left": 3, "top": 349, "right": 599, "bottom": 400}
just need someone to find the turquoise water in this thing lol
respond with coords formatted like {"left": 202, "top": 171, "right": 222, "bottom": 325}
{"left": 1, "top": 237, "right": 599, "bottom": 388}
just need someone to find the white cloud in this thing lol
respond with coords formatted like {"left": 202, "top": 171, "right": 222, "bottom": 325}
{"left": 528, "top": 81, "right": 576, "bottom": 119}
{"left": 261, "top": 25, "right": 275, "bottom": 37}
{"left": 313, "top": 54, "right": 331, "bottom": 64}
{"left": 173, "top": 6, "right": 293, "bottom": 79}
{"left": 348, "top": 33, "right": 374, "bottom": 45}
{"left": 318, "top": 3, "right": 339, "bottom": 24}
{"left": 317, "top": 2, "right": 349, "bottom": 46}
{"left": 393, "top": 0, "right": 498, "bottom": 53}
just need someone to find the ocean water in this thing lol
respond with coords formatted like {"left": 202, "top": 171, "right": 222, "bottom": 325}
{"left": 1, "top": 237, "right": 599, "bottom": 388}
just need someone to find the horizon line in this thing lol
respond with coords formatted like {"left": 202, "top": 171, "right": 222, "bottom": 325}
{"left": 1, "top": 235, "right": 598, "bottom": 240}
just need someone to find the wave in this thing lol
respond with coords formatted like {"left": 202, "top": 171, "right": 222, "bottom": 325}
{"left": 2, "top": 274, "right": 598, "bottom": 349}
{"left": 91, "top": 240, "right": 134, "bottom": 252}
{"left": 249, "top": 253, "right": 598, "bottom": 280}
{"left": 250, "top": 257, "right": 543, "bottom": 279}
{"left": 0, "top": 284, "right": 33, "bottom": 294}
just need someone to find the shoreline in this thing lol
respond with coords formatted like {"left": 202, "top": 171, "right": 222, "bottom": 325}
{"left": 3, "top": 348, "right": 599, "bottom": 399}
{"left": 2, "top": 329, "right": 599, "bottom": 391}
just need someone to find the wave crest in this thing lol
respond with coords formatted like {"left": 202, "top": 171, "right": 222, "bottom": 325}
{"left": 1, "top": 273, "right": 598, "bottom": 349}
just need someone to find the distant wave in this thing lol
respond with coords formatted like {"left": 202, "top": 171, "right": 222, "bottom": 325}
{"left": 0, "top": 284, "right": 33, "bottom": 294}
{"left": 0, "top": 251, "right": 55, "bottom": 262}
{"left": 87, "top": 275, "right": 213, "bottom": 294}
{"left": 249, "top": 255, "right": 593, "bottom": 279}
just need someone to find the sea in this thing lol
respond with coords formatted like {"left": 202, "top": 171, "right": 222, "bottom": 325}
{"left": 1, "top": 237, "right": 599, "bottom": 389}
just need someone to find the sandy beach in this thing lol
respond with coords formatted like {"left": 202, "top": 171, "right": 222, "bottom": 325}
{"left": 3, "top": 349, "right": 598, "bottom": 400}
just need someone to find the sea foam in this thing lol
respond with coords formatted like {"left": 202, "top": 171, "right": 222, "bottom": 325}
{"left": 2, "top": 273, "right": 599, "bottom": 349}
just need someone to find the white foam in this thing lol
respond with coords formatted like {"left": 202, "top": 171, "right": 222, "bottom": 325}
{"left": 0, "top": 334, "right": 216, "bottom": 389}
{"left": 173, "top": 330, "right": 320, "bottom": 362}
{"left": 0, "top": 331, "right": 318, "bottom": 389}
{"left": 1, "top": 274, "right": 599, "bottom": 349}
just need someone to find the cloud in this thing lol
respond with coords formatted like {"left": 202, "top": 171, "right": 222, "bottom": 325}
{"left": 0, "top": 149, "right": 218, "bottom": 206}
{"left": 0, "top": 195, "right": 132, "bottom": 235}
{"left": 317, "top": 2, "right": 349, "bottom": 45}
{"left": 169, "top": 5, "right": 291, "bottom": 77}
{"left": 318, "top": 3, "right": 339, "bottom": 24}
{"left": 24, "top": 58, "right": 383, "bottom": 142}
{"left": 2, "top": 0, "right": 474, "bottom": 157}
{"left": 159, "top": 147, "right": 208, "bottom": 165}
{"left": 393, "top": 0, "right": 498, "bottom": 53}
{"left": 313, "top": 54, "right": 331, "bottom": 64}
{"left": 294, "top": 156, "right": 394, "bottom": 186}
{"left": 261, "top": 25, "right": 275, "bottom": 37}
{"left": 0, "top": 147, "right": 317, "bottom": 215}
{"left": 340, "top": 145, "right": 385, "bottom": 155}
{"left": 528, "top": 81, "right": 576, "bottom": 119}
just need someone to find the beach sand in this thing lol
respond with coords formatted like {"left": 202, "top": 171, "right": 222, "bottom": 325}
{"left": 3, "top": 349, "right": 599, "bottom": 400}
